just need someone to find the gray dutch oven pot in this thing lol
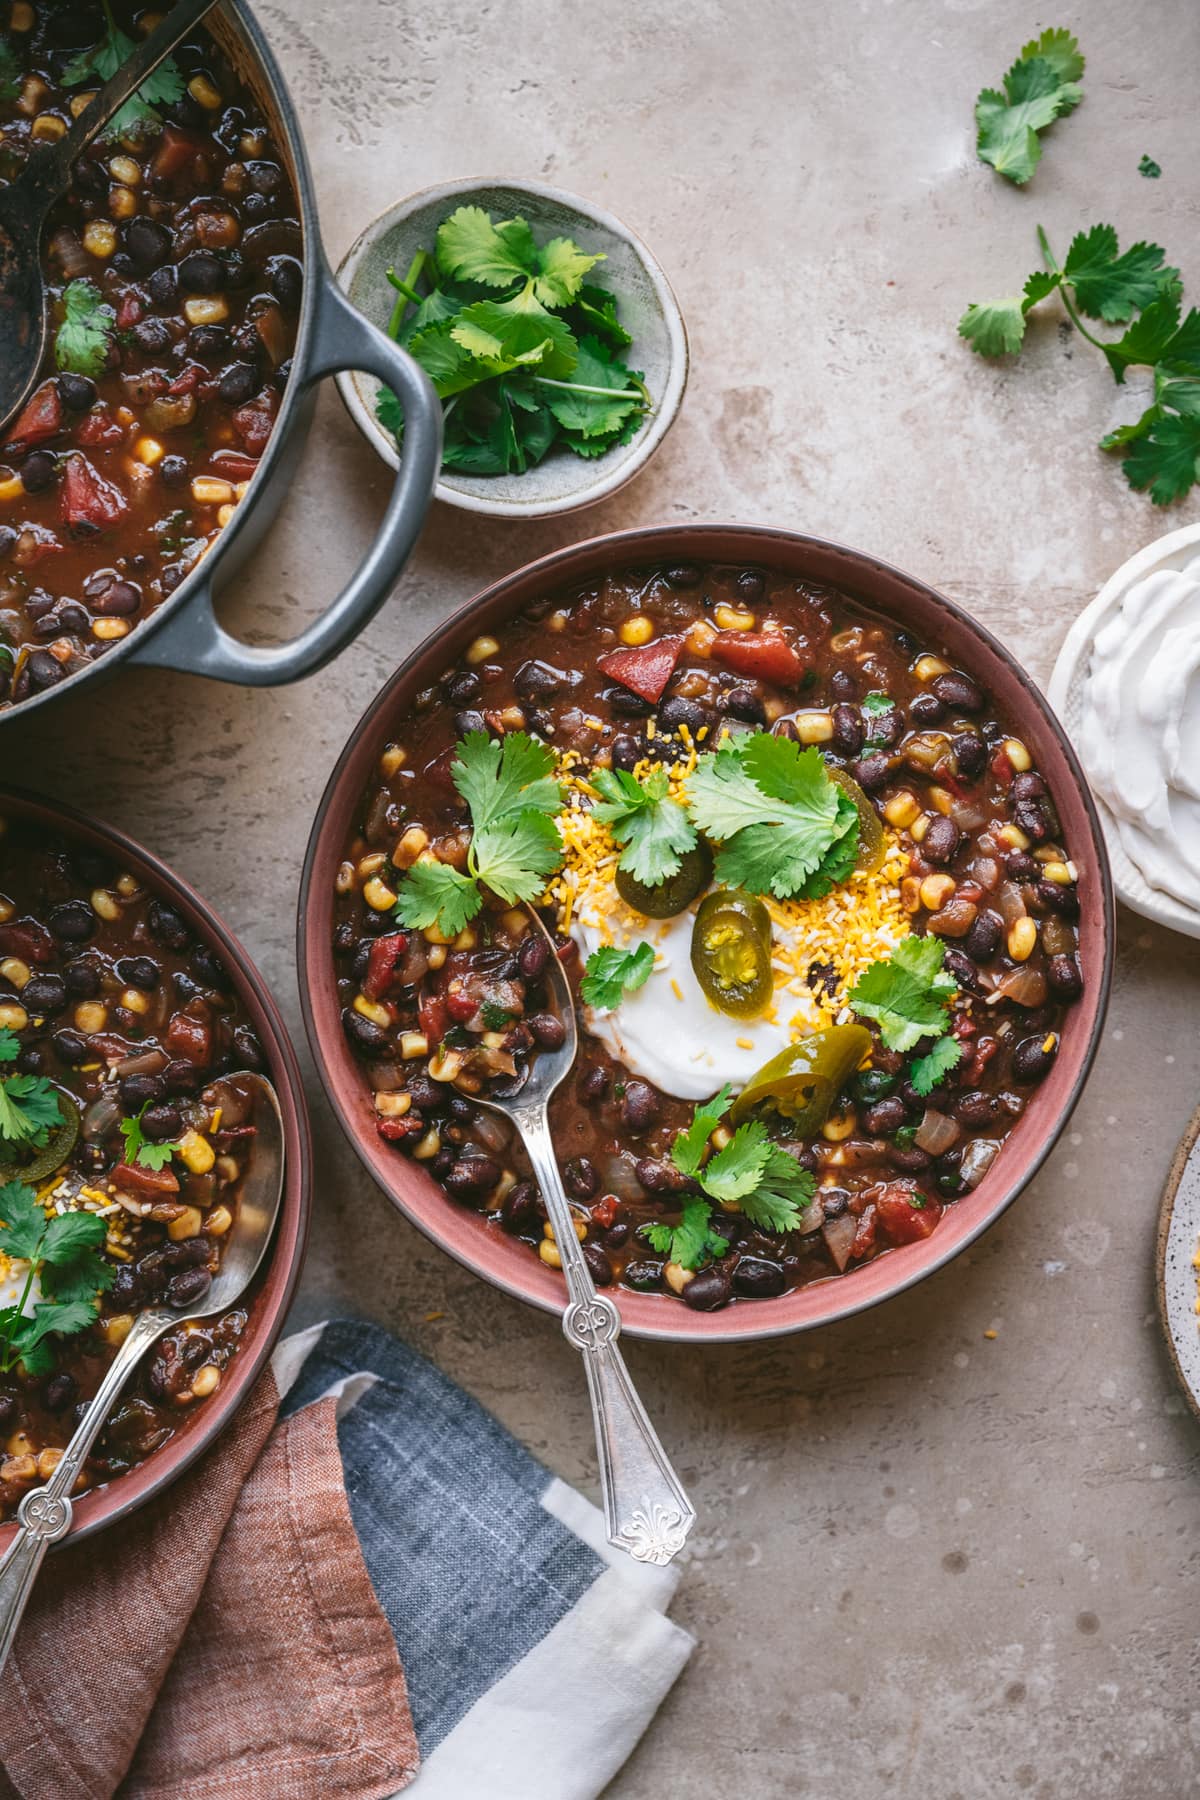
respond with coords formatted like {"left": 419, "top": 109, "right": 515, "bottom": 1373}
{"left": 4, "top": 0, "right": 441, "bottom": 725}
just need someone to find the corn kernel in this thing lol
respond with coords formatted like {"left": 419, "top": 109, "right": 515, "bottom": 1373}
{"left": 883, "top": 791, "right": 920, "bottom": 830}
{"left": 910, "top": 814, "right": 930, "bottom": 843}
{"left": 927, "top": 785, "right": 954, "bottom": 816}
{"left": 1, "top": 1455, "right": 36, "bottom": 1484}
{"left": 499, "top": 705, "right": 526, "bottom": 730}
{"left": 400, "top": 1031, "right": 428, "bottom": 1060}
{"left": 167, "top": 1204, "right": 205, "bottom": 1239}
{"left": 11, "top": 3, "right": 34, "bottom": 28}
{"left": 1008, "top": 917, "right": 1038, "bottom": 962}
{"left": 393, "top": 825, "right": 429, "bottom": 867}
{"left": 914, "top": 654, "right": 951, "bottom": 681}
{"left": 900, "top": 876, "right": 922, "bottom": 913}
{"left": 31, "top": 112, "right": 67, "bottom": 141}
{"left": 216, "top": 503, "right": 235, "bottom": 528}
{"left": 353, "top": 994, "right": 390, "bottom": 1029}
{"left": 539, "top": 1238, "right": 563, "bottom": 1269}
{"left": 215, "top": 1156, "right": 239, "bottom": 1184}
{"left": 5, "top": 1432, "right": 34, "bottom": 1459}
{"left": 120, "top": 987, "right": 150, "bottom": 1014}
{"left": 687, "top": 619, "right": 717, "bottom": 656}
{"left": 1003, "top": 738, "right": 1032, "bottom": 773}
{"left": 664, "top": 1262, "right": 694, "bottom": 1295}
{"left": 103, "top": 1313, "right": 134, "bottom": 1346}
{"left": 82, "top": 219, "right": 117, "bottom": 258}
{"left": 0, "top": 897, "right": 15, "bottom": 925}
{"left": 821, "top": 1109, "right": 855, "bottom": 1142}
{"left": 412, "top": 1126, "right": 441, "bottom": 1161}
{"left": 37, "top": 1448, "right": 64, "bottom": 1480}
{"left": 0, "top": 957, "right": 30, "bottom": 989}
{"left": 207, "top": 1204, "right": 233, "bottom": 1236}
{"left": 426, "top": 944, "right": 447, "bottom": 970}
{"left": 93, "top": 617, "right": 131, "bottom": 641}
{"left": 547, "top": 610, "right": 568, "bottom": 633}
{"left": 115, "top": 873, "right": 139, "bottom": 898}
{"left": 91, "top": 886, "right": 120, "bottom": 921}
{"left": 362, "top": 875, "right": 397, "bottom": 912}
{"left": 428, "top": 1045, "right": 464, "bottom": 1082}
{"left": 357, "top": 851, "right": 386, "bottom": 877}
{"left": 0, "top": 1002, "right": 28, "bottom": 1031}
{"left": 714, "top": 603, "right": 755, "bottom": 631}
{"left": 375, "top": 1091, "right": 411, "bottom": 1118}
{"left": 69, "top": 91, "right": 96, "bottom": 118}
{"left": 17, "top": 73, "right": 45, "bottom": 113}
{"left": 466, "top": 634, "right": 499, "bottom": 665}
{"left": 191, "top": 476, "right": 234, "bottom": 506}
{"left": 0, "top": 473, "right": 24, "bottom": 503}
{"left": 379, "top": 743, "right": 407, "bottom": 778}
{"left": 762, "top": 697, "right": 786, "bottom": 724}
{"left": 108, "top": 183, "right": 137, "bottom": 219}
{"left": 109, "top": 154, "right": 141, "bottom": 185}
{"left": 334, "top": 859, "right": 355, "bottom": 895}
{"left": 453, "top": 926, "right": 477, "bottom": 950}
{"left": 177, "top": 1131, "right": 216, "bottom": 1175}
{"left": 1042, "top": 860, "right": 1073, "bottom": 885}
{"left": 920, "top": 873, "right": 957, "bottom": 912}
{"left": 997, "top": 823, "right": 1031, "bottom": 852}
{"left": 187, "top": 72, "right": 223, "bottom": 109}
{"left": 183, "top": 295, "right": 228, "bottom": 327}
{"left": 793, "top": 710, "right": 834, "bottom": 744}
{"left": 135, "top": 435, "right": 164, "bottom": 467}
{"left": 619, "top": 614, "right": 654, "bottom": 647}
{"left": 191, "top": 1364, "right": 221, "bottom": 1397}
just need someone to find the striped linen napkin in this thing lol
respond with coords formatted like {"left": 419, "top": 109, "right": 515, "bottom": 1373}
{"left": 0, "top": 1318, "right": 693, "bottom": 1799}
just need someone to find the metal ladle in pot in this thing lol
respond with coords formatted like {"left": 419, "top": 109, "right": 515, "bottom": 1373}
{"left": 0, "top": 0, "right": 218, "bottom": 433}
{"left": 0, "top": 1070, "right": 285, "bottom": 1673}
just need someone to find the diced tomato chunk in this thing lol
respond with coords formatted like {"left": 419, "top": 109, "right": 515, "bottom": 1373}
{"left": 851, "top": 1202, "right": 877, "bottom": 1259}
{"left": 418, "top": 989, "right": 449, "bottom": 1045}
{"left": 595, "top": 635, "right": 683, "bottom": 703}
{"left": 377, "top": 1114, "right": 424, "bottom": 1144}
{"left": 152, "top": 124, "right": 211, "bottom": 182}
{"left": 711, "top": 630, "right": 804, "bottom": 686}
{"left": 115, "top": 292, "right": 143, "bottom": 330}
{"left": 363, "top": 932, "right": 408, "bottom": 1001}
{"left": 875, "top": 1182, "right": 943, "bottom": 1245}
{"left": 168, "top": 363, "right": 202, "bottom": 397}
{"left": 61, "top": 455, "right": 128, "bottom": 533}
{"left": 113, "top": 1161, "right": 180, "bottom": 1197}
{"left": 232, "top": 388, "right": 278, "bottom": 456}
{"left": 5, "top": 380, "right": 62, "bottom": 452}
{"left": 165, "top": 1010, "right": 213, "bottom": 1065}
{"left": 74, "top": 409, "right": 125, "bottom": 448}
{"left": 591, "top": 1195, "right": 619, "bottom": 1230}
{"left": 990, "top": 746, "right": 1015, "bottom": 784}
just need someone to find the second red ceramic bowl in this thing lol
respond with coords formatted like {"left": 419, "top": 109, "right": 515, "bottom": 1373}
{"left": 298, "top": 525, "right": 1113, "bottom": 1343}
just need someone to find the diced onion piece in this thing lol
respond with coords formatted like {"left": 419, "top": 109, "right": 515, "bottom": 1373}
{"left": 914, "top": 1109, "right": 960, "bottom": 1156}
{"left": 960, "top": 1139, "right": 1001, "bottom": 1188}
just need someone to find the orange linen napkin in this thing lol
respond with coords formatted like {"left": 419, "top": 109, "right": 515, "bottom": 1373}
{"left": 0, "top": 1372, "right": 418, "bottom": 1800}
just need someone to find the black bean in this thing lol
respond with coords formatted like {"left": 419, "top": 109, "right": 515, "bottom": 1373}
{"left": 145, "top": 264, "right": 178, "bottom": 309}
{"left": 1047, "top": 953, "right": 1083, "bottom": 1000}
{"left": 953, "top": 1090, "right": 1002, "bottom": 1129}
{"left": 43, "top": 1372, "right": 77, "bottom": 1412}
{"left": 828, "top": 701, "right": 863, "bottom": 755}
{"left": 1011, "top": 771, "right": 1047, "bottom": 802}
{"left": 718, "top": 683, "right": 766, "bottom": 724}
{"left": 16, "top": 1046, "right": 45, "bottom": 1075}
{"left": 681, "top": 1264, "right": 732, "bottom": 1311}
{"left": 133, "top": 317, "right": 173, "bottom": 354}
{"left": 518, "top": 933, "right": 549, "bottom": 981}
{"left": 119, "top": 1071, "right": 163, "bottom": 1110}
{"left": 163, "top": 1235, "right": 212, "bottom": 1270}
{"left": 664, "top": 564, "right": 702, "bottom": 588}
{"left": 242, "top": 191, "right": 273, "bottom": 223}
{"left": 266, "top": 253, "right": 302, "bottom": 311}
{"left": 865, "top": 706, "right": 901, "bottom": 749}
{"left": 159, "top": 454, "right": 189, "bottom": 488}
{"left": 454, "top": 708, "right": 487, "bottom": 737}
{"left": 0, "top": 1393, "right": 16, "bottom": 1428}
{"left": 951, "top": 730, "right": 987, "bottom": 777}
{"left": 403, "top": 1072, "right": 446, "bottom": 1114}
{"left": 1012, "top": 799, "right": 1052, "bottom": 843}
{"left": 909, "top": 691, "right": 945, "bottom": 727}
{"left": 732, "top": 1256, "right": 787, "bottom": 1298}
{"left": 124, "top": 215, "right": 172, "bottom": 271}
{"left": 603, "top": 684, "right": 652, "bottom": 717}
{"left": 634, "top": 1156, "right": 686, "bottom": 1193}
{"left": 528, "top": 1012, "right": 566, "bottom": 1051}
{"left": 22, "top": 973, "right": 66, "bottom": 1015}
{"left": 108, "top": 1264, "right": 143, "bottom": 1309}
{"left": 188, "top": 323, "right": 229, "bottom": 361}
{"left": 117, "top": 954, "right": 160, "bottom": 990}
{"left": 439, "top": 669, "right": 479, "bottom": 708}
{"left": 1004, "top": 850, "right": 1040, "bottom": 880}
{"left": 579, "top": 1065, "right": 608, "bottom": 1102}
{"left": 862, "top": 1096, "right": 908, "bottom": 1136}
{"left": 163, "top": 1058, "right": 205, "bottom": 1095}
{"left": 57, "top": 371, "right": 97, "bottom": 411}
{"left": 922, "top": 815, "right": 961, "bottom": 866}
{"left": 1036, "top": 878, "right": 1079, "bottom": 919}
{"left": 964, "top": 910, "right": 1002, "bottom": 961}
{"left": 63, "top": 959, "right": 101, "bottom": 997}
{"left": 217, "top": 360, "right": 258, "bottom": 404}
{"left": 1013, "top": 1035, "right": 1057, "bottom": 1084}
{"left": 850, "top": 753, "right": 891, "bottom": 792}
{"left": 148, "top": 901, "right": 190, "bottom": 949}
{"left": 620, "top": 1080, "right": 660, "bottom": 1134}
{"left": 51, "top": 1028, "right": 87, "bottom": 1065}
{"left": 610, "top": 733, "right": 643, "bottom": 771}
{"left": 736, "top": 569, "right": 766, "bottom": 599}
{"left": 941, "top": 947, "right": 983, "bottom": 996}
{"left": 178, "top": 250, "right": 226, "bottom": 293}
{"left": 233, "top": 1024, "right": 265, "bottom": 1071}
{"left": 21, "top": 449, "right": 57, "bottom": 493}
{"left": 830, "top": 668, "right": 858, "bottom": 701}
{"left": 931, "top": 671, "right": 985, "bottom": 713}
{"left": 658, "top": 695, "right": 710, "bottom": 735}
{"left": 624, "top": 1259, "right": 664, "bottom": 1291}
{"left": 564, "top": 1156, "right": 599, "bottom": 1199}
{"left": 92, "top": 579, "right": 141, "bottom": 617}
{"left": 142, "top": 1102, "right": 183, "bottom": 1142}
{"left": 889, "top": 1143, "right": 932, "bottom": 1172}
{"left": 444, "top": 1154, "right": 501, "bottom": 1196}
{"left": 341, "top": 1006, "right": 388, "bottom": 1055}
{"left": 166, "top": 1266, "right": 213, "bottom": 1308}
{"left": 501, "top": 1180, "right": 538, "bottom": 1233}
{"left": 583, "top": 1242, "right": 614, "bottom": 1286}
{"left": 247, "top": 158, "right": 284, "bottom": 194}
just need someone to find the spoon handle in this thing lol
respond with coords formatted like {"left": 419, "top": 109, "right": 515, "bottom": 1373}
{"left": 0, "top": 1308, "right": 168, "bottom": 1673}
{"left": 520, "top": 1113, "right": 696, "bottom": 1566}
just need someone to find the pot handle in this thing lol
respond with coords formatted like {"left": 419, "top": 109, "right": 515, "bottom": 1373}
{"left": 128, "top": 260, "right": 441, "bottom": 687}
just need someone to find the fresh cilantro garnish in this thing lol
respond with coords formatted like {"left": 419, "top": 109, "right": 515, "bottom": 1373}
{"left": 61, "top": 0, "right": 185, "bottom": 139}
{"left": 590, "top": 765, "right": 697, "bottom": 888}
{"left": 960, "top": 223, "right": 1200, "bottom": 505}
{"left": 373, "top": 210, "right": 651, "bottom": 478}
{"left": 0, "top": 1032, "right": 62, "bottom": 1148}
{"left": 848, "top": 935, "right": 958, "bottom": 1053}
{"left": 0, "top": 1183, "right": 112, "bottom": 1376}
{"left": 480, "top": 1000, "right": 513, "bottom": 1031}
{"left": 685, "top": 733, "right": 858, "bottom": 901}
{"left": 909, "top": 1034, "right": 964, "bottom": 1096}
{"left": 55, "top": 279, "right": 114, "bottom": 379}
{"left": 580, "top": 941, "right": 655, "bottom": 1013}
{"left": 1139, "top": 154, "right": 1162, "bottom": 179}
{"left": 645, "top": 1085, "right": 816, "bottom": 1270}
{"left": 0, "top": 38, "right": 18, "bottom": 101}
{"left": 860, "top": 693, "right": 892, "bottom": 716}
{"left": 974, "top": 28, "right": 1084, "bottom": 187}
{"left": 118, "top": 1102, "right": 180, "bottom": 1171}
{"left": 394, "top": 731, "right": 565, "bottom": 938}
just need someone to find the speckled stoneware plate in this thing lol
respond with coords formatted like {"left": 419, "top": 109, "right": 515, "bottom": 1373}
{"left": 1157, "top": 1107, "right": 1200, "bottom": 1420}
{"left": 334, "top": 177, "right": 688, "bottom": 519}
{"left": 1048, "top": 521, "right": 1200, "bottom": 940}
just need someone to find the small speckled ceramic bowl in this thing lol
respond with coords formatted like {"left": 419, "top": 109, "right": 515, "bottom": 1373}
{"left": 334, "top": 177, "right": 688, "bottom": 519}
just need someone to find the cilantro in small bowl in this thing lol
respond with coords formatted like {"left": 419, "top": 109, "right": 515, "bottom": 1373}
{"left": 335, "top": 178, "right": 687, "bottom": 518}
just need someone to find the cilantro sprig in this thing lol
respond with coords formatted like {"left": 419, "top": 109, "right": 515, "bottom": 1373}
{"left": 0, "top": 1029, "right": 62, "bottom": 1151}
{"left": 591, "top": 765, "right": 697, "bottom": 889}
{"left": 580, "top": 942, "right": 655, "bottom": 1013}
{"left": 974, "top": 28, "right": 1084, "bottom": 187}
{"left": 0, "top": 1183, "right": 112, "bottom": 1377}
{"left": 374, "top": 206, "right": 651, "bottom": 477}
{"left": 685, "top": 734, "right": 858, "bottom": 901}
{"left": 848, "top": 936, "right": 958, "bottom": 1053}
{"left": 909, "top": 1035, "right": 963, "bottom": 1096}
{"left": 394, "top": 731, "right": 565, "bottom": 939}
{"left": 960, "top": 222, "right": 1200, "bottom": 505}
{"left": 118, "top": 1102, "right": 180, "bottom": 1172}
{"left": 61, "top": 0, "right": 185, "bottom": 139}
{"left": 645, "top": 1085, "right": 816, "bottom": 1271}
{"left": 55, "top": 279, "right": 114, "bottom": 379}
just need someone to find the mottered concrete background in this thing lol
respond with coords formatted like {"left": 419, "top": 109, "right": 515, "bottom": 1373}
{"left": 19, "top": 1, "right": 1200, "bottom": 1793}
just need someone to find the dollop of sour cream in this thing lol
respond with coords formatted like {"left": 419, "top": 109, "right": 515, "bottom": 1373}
{"left": 1077, "top": 549, "right": 1200, "bottom": 910}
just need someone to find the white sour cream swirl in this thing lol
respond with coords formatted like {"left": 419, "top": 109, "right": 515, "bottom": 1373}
{"left": 1076, "top": 550, "right": 1200, "bottom": 910}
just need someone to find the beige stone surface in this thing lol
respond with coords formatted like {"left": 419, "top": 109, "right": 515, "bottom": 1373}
{"left": 16, "top": 0, "right": 1200, "bottom": 1792}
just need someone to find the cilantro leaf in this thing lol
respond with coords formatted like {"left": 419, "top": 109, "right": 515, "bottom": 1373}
{"left": 591, "top": 764, "right": 697, "bottom": 888}
{"left": 0, "top": 1186, "right": 110, "bottom": 1374}
{"left": 480, "top": 1001, "right": 513, "bottom": 1031}
{"left": 958, "top": 270, "right": 1061, "bottom": 358}
{"left": 693, "top": 1119, "right": 814, "bottom": 1232}
{"left": 687, "top": 735, "right": 853, "bottom": 900}
{"left": 0, "top": 1030, "right": 18, "bottom": 1065}
{"left": 61, "top": 5, "right": 184, "bottom": 139}
{"left": 0, "top": 1182, "right": 49, "bottom": 1263}
{"left": 1119, "top": 412, "right": 1200, "bottom": 505}
{"left": 119, "top": 1102, "right": 180, "bottom": 1171}
{"left": 974, "top": 32, "right": 1084, "bottom": 187}
{"left": 645, "top": 1197, "right": 727, "bottom": 1272}
{"left": 471, "top": 811, "right": 564, "bottom": 904}
{"left": 541, "top": 337, "right": 646, "bottom": 442}
{"left": 453, "top": 730, "right": 563, "bottom": 831}
{"left": 580, "top": 941, "right": 656, "bottom": 1012}
{"left": 0, "top": 40, "right": 18, "bottom": 102}
{"left": 451, "top": 291, "right": 578, "bottom": 379}
{"left": 533, "top": 236, "right": 606, "bottom": 309}
{"left": 434, "top": 206, "right": 537, "bottom": 288}
{"left": 1139, "top": 154, "right": 1162, "bottom": 179}
{"left": 1103, "top": 300, "right": 1200, "bottom": 384}
{"left": 42, "top": 1209, "right": 108, "bottom": 1266}
{"left": 848, "top": 935, "right": 958, "bottom": 1053}
{"left": 55, "top": 279, "right": 114, "bottom": 379}
{"left": 793, "top": 792, "right": 860, "bottom": 899}
{"left": 909, "top": 1035, "right": 964, "bottom": 1097}
{"left": 394, "top": 860, "right": 482, "bottom": 937}
{"left": 8, "top": 1301, "right": 101, "bottom": 1378}
{"left": 671, "top": 1084, "right": 734, "bottom": 1182}
{"left": 568, "top": 284, "right": 632, "bottom": 349}
{"left": 0, "top": 1072, "right": 62, "bottom": 1146}
{"left": 1018, "top": 26, "right": 1085, "bottom": 85}
{"left": 1062, "top": 225, "right": 1179, "bottom": 324}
